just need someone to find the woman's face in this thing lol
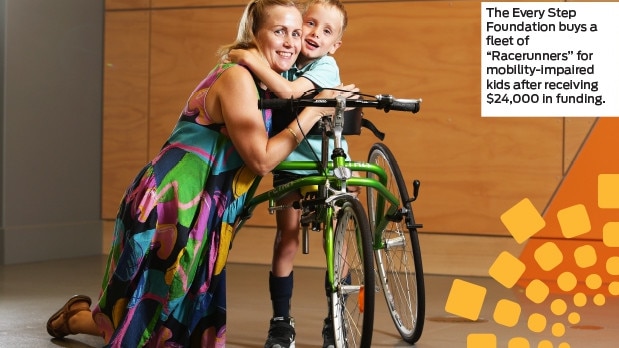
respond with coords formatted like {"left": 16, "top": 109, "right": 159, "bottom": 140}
{"left": 254, "top": 6, "right": 302, "bottom": 73}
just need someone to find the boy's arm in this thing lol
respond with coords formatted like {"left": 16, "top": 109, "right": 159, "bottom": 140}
{"left": 298, "top": 56, "right": 341, "bottom": 90}
{"left": 227, "top": 49, "right": 315, "bottom": 98}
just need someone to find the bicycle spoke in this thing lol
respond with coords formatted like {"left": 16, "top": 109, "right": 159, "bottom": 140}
{"left": 367, "top": 143, "right": 425, "bottom": 344}
{"left": 331, "top": 198, "right": 374, "bottom": 348}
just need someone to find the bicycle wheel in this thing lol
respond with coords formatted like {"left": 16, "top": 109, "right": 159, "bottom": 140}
{"left": 367, "top": 142, "right": 425, "bottom": 344}
{"left": 331, "top": 197, "right": 375, "bottom": 348}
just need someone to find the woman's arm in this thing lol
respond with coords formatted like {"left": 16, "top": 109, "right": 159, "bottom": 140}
{"left": 227, "top": 49, "right": 315, "bottom": 98}
{"left": 209, "top": 65, "right": 340, "bottom": 176}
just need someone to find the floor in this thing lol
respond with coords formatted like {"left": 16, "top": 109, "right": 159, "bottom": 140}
{"left": 0, "top": 255, "right": 617, "bottom": 348}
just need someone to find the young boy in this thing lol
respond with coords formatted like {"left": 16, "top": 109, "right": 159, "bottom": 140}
{"left": 228, "top": 1, "right": 350, "bottom": 347}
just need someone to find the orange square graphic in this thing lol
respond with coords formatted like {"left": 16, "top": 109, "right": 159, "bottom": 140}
{"left": 598, "top": 174, "right": 619, "bottom": 208}
{"left": 467, "top": 333, "right": 497, "bottom": 348}
{"left": 557, "top": 204, "right": 590, "bottom": 238}
{"left": 500, "top": 198, "right": 545, "bottom": 244}
{"left": 488, "top": 251, "right": 525, "bottom": 288}
{"left": 445, "top": 279, "right": 487, "bottom": 321}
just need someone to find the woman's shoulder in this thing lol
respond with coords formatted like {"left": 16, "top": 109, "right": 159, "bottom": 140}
{"left": 208, "top": 63, "right": 263, "bottom": 104}
{"left": 209, "top": 63, "right": 250, "bottom": 79}
{"left": 207, "top": 63, "right": 256, "bottom": 89}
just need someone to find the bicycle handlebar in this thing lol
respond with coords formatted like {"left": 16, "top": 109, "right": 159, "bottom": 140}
{"left": 259, "top": 94, "right": 421, "bottom": 114}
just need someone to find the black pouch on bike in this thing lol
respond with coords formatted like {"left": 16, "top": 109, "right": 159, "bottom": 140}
{"left": 309, "top": 93, "right": 364, "bottom": 136}
{"left": 343, "top": 107, "right": 363, "bottom": 135}
{"left": 306, "top": 107, "right": 363, "bottom": 136}
{"left": 269, "top": 106, "right": 297, "bottom": 138}
{"left": 268, "top": 93, "right": 364, "bottom": 137}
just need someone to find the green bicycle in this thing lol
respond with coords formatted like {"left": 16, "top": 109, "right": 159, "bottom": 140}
{"left": 235, "top": 92, "right": 425, "bottom": 347}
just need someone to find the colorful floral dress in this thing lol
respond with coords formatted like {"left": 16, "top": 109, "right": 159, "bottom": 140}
{"left": 92, "top": 63, "right": 271, "bottom": 347}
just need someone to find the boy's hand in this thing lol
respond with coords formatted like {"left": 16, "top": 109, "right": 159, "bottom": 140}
{"left": 309, "top": 84, "right": 361, "bottom": 118}
{"left": 227, "top": 48, "right": 267, "bottom": 68}
{"left": 315, "top": 83, "right": 358, "bottom": 99}
{"left": 315, "top": 84, "right": 360, "bottom": 112}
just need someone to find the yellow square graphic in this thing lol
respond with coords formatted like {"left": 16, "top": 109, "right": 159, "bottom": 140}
{"left": 527, "top": 313, "right": 547, "bottom": 333}
{"left": 508, "top": 337, "right": 530, "bottom": 348}
{"left": 445, "top": 279, "right": 487, "bottom": 321}
{"left": 574, "top": 244, "right": 597, "bottom": 268}
{"left": 488, "top": 251, "right": 525, "bottom": 288}
{"left": 493, "top": 299, "right": 521, "bottom": 327}
{"left": 534, "top": 242, "right": 563, "bottom": 271}
{"left": 525, "top": 279, "right": 549, "bottom": 304}
{"left": 607, "top": 256, "right": 619, "bottom": 275}
{"left": 603, "top": 222, "right": 619, "bottom": 247}
{"left": 467, "top": 333, "right": 497, "bottom": 348}
{"left": 557, "top": 204, "right": 590, "bottom": 238}
{"left": 598, "top": 174, "right": 619, "bottom": 208}
{"left": 500, "top": 198, "right": 545, "bottom": 244}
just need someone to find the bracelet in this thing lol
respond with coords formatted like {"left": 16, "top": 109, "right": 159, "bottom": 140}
{"left": 287, "top": 127, "right": 301, "bottom": 145}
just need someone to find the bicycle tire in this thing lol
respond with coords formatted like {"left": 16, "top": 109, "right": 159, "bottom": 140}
{"left": 331, "top": 197, "right": 375, "bottom": 348}
{"left": 367, "top": 142, "right": 425, "bottom": 344}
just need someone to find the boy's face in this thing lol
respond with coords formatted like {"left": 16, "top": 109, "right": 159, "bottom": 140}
{"left": 301, "top": 4, "right": 344, "bottom": 60}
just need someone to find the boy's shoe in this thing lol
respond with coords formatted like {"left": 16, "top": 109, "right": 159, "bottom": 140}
{"left": 322, "top": 317, "right": 335, "bottom": 348}
{"left": 264, "top": 316, "right": 296, "bottom": 348}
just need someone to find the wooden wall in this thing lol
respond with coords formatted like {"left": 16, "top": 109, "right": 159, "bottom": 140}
{"left": 102, "top": 0, "right": 596, "bottom": 272}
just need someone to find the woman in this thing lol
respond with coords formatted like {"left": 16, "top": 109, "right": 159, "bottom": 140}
{"left": 46, "top": 0, "right": 355, "bottom": 346}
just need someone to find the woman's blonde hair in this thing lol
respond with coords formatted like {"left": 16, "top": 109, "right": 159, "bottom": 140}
{"left": 218, "top": 0, "right": 300, "bottom": 59}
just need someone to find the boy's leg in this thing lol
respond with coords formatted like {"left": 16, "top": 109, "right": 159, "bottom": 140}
{"left": 270, "top": 196, "right": 302, "bottom": 316}
{"left": 265, "top": 190, "right": 302, "bottom": 348}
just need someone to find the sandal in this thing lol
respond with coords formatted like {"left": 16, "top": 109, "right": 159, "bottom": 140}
{"left": 46, "top": 294, "right": 92, "bottom": 338}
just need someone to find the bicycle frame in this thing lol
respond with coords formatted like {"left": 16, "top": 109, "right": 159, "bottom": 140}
{"left": 233, "top": 93, "right": 424, "bottom": 347}
{"left": 235, "top": 159, "right": 402, "bottom": 293}
{"left": 238, "top": 93, "right": 422, "bottom": 251}
{"left": 237, "top": 161, "right": 399, "bottom": 235}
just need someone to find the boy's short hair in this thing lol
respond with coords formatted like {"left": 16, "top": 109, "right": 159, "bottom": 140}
{"left": 301, "top": 0, "right": 348, "bottom": 35}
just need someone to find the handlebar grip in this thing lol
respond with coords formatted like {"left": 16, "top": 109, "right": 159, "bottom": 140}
{"left": 387, "top": 99, "right": 421, "bottom": 113}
